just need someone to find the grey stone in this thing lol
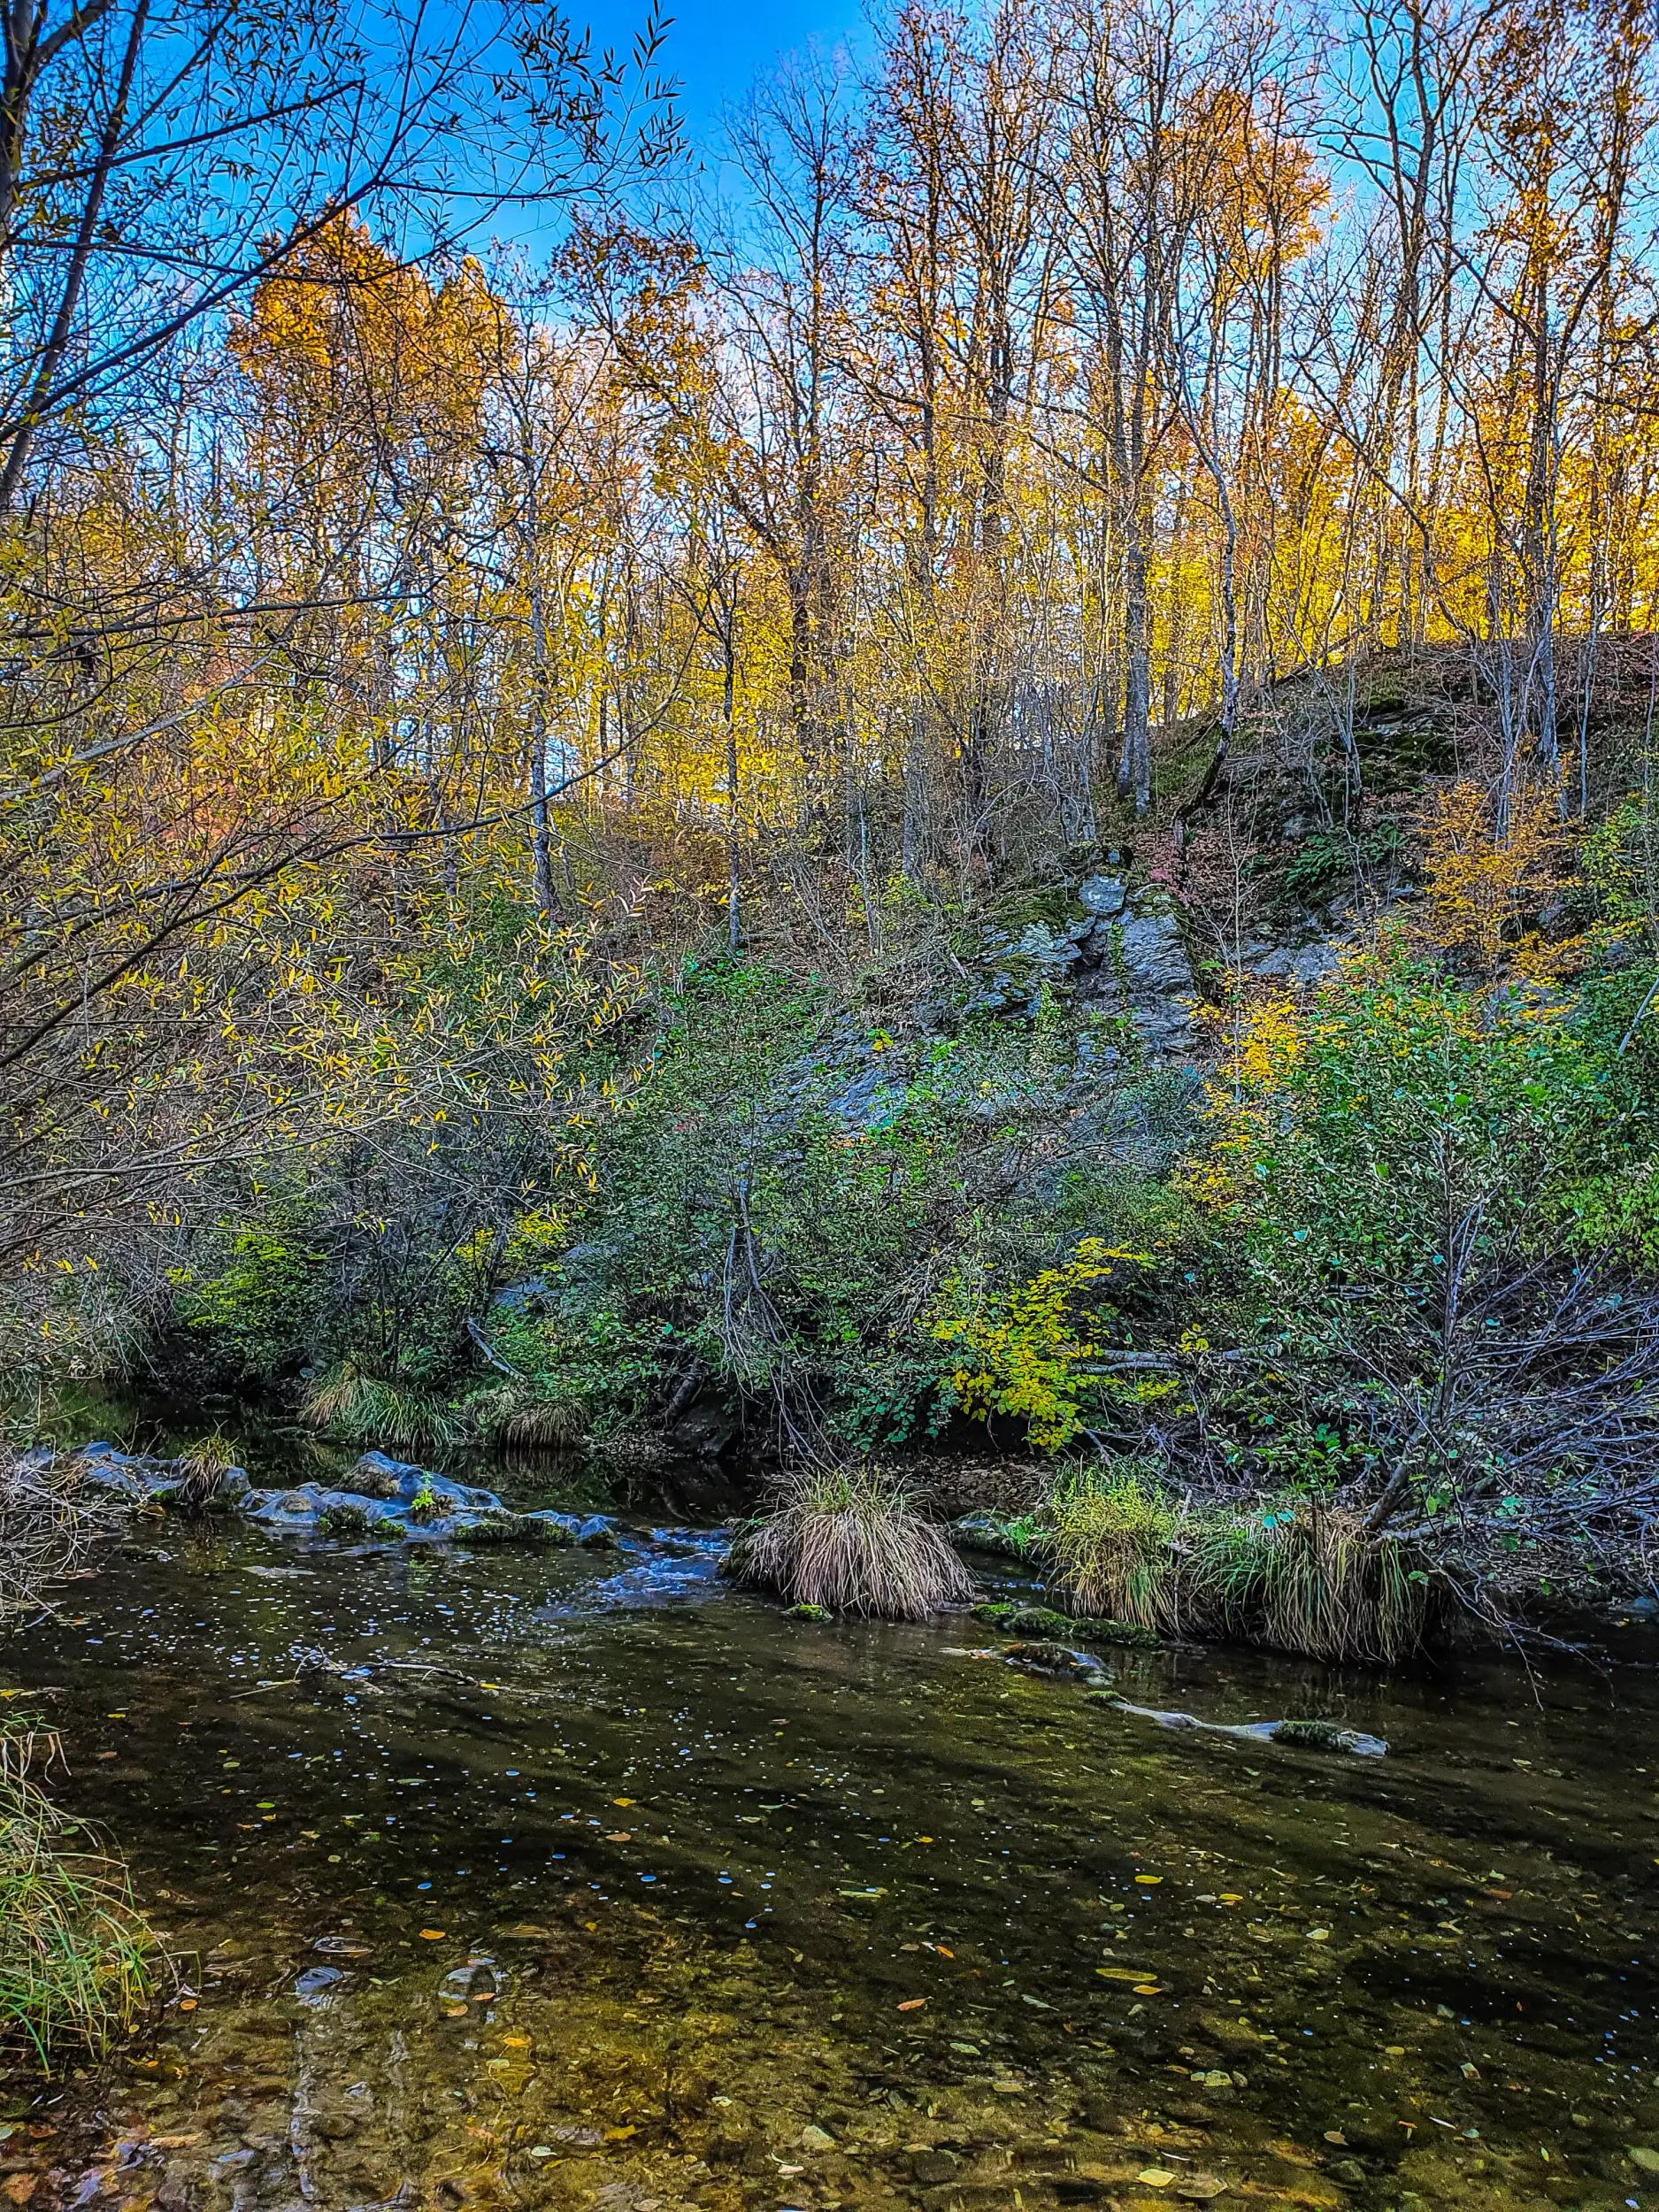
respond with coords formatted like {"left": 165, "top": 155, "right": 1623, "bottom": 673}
{"left": 1247, "top": 939, "right": 1341, "bottom": 987}
{"left": 1078, "top": 872, "right": 1128, "bottom": 917}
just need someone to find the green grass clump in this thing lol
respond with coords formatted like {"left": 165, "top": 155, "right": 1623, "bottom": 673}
{"left": 468, "top": 1382, "right": 590, "bottom": 1451}
{"left": 1044, "top": 1462, "right": 1183, "bottom": 1632}
{"left": 1188, "top": 1501, "right": 1432, "bottom": 1664}
{"left": 300, "top": 1363, "right": 466, "bottom": 1450}
{"left": 728, "top": 1463, "right": 976, "bottom": 1620}
{"left": 173, "top": 1430, "right": 239, "bottom": 1506}
{"left": 0, "top": 1732, "right": 157, "bottom": 2070}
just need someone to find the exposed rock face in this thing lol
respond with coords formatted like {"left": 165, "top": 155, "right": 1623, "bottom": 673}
{"left": 1242, "top": 938, "right": 1343, "bottom": 988}
{"left": 966, "top": 879, "right": 1201, "bottom": 1060}
{"left": 1081, "top": 908, "right": 1201, "bottom": 1057}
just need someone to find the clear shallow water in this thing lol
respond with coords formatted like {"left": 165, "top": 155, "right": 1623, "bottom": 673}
{"left": 2, "top": 1440, "right": 1658, "bottom": 2212}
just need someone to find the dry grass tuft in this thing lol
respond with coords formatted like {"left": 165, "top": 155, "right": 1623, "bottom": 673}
{"left": 1191, "top": 1501, "right": 1432, "bottom": 1664}
{"left": 174, "top": 1430, "right": 238, "bottom": 1506}
{"left": 469, "top": 1383, "right": 588, "bottom": 1451}
{"left": 728, "top": 1464, "right": 976, "bottom": 1619}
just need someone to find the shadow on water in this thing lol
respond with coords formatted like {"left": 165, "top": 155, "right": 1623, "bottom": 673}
{"left": 1, "top": 1431, "right": 1657, "bottom": 2210}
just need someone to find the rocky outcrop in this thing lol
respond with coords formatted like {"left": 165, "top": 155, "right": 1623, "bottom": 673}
{"left": 967, "top": 870, "right": 1202, "bottom": 1060}
{"left": 70, "top": 1440, "right": 618, "bottom": 1550}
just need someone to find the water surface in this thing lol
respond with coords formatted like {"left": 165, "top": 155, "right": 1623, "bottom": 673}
{"left": 3, "top": 1440, "right": 1657, "bottom": 2212}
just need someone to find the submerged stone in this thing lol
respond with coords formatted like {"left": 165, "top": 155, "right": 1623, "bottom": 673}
{"left": 1270, "top": 1717, "right": 1387, "bottom": 1756}
{"left": 1096, "top": 1691, "right": 1388, "bottom": 1757}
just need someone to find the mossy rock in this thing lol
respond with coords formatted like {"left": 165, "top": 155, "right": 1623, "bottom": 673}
{"left": 1002, "top": 1639, "right": 1109, "bottom": 1681}
{"left": 952, "top": 1513, "right": 1042, "bottom": 1561}
{"left": 1270, "top": 1718, "right": 1386, "bottom": 1756}
{"left": 787, "top": 1601, "right": 833, "bottom": 1621}
{"left": 316, "top": 1501, "right": 391, "bottom": 1540}
{"left": 973, "top": 1600, "right": 1158, "bottom": 1648}
{"left": 459, "top": 1510, "right": 573, "bottom": 1548}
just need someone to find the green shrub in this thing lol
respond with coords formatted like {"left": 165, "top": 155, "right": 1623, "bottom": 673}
{"left": 169, "top": 1218, "right": 323, "bottom": 1381}
{"left": 1194, "top": 940, "right": 1659, "bottom": 1545}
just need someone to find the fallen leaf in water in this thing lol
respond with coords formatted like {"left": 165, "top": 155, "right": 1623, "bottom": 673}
{"left": 605, "top": 2125, "right": 638, "bottom": 2142}
{"left": 612, "top": 1798, "right": 635, "bottom": 1807}
{"left": 897, "top": 1998, "right": 927, "bottom": 2011}
{"left": 501, "top": 1923, "right": 553, "bottom": 1939}
{"left": 1324, "top": 2130, "right": 1348, "bottom": 2146}
{"left": 933, "top": 1943, "right": 954, "bottom": 1957}
{"left": 3, "top": 2175, "right": 36, "bottom": 2204}
{"left": 1135, "top": 1874, "right": 1163, "bottom": 1886}
{"left": 603, "top": 1832, "right": 632, "bottom": 1843}
{"left": 177, "top": 1998, "right": 197, "bottom": 2013}
{"left": 1135, "top": 2170, "right": 1175, "bottom": 2189}
{"left": 502, "top": 2034, "right": 531, "bottom": 2048}
{"left": 1133, "top": 1984, "right": 1164, "bottom": 1996}
{"left": 419, "top": 1929, "right": 446, "bottom": 1941}
{"left": 1176, "top": 2177, "right": 1227, "bottom": 2202}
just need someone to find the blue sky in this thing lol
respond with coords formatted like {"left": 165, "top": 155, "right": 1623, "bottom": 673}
{"left": 584, "top": 0, "right": 872, "bottom": 144}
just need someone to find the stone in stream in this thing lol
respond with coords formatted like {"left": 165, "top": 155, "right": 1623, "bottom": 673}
{"left": 1088, "top": 1688, "right": 1387, "bottom": 1757}
{"left": 974, "top": 1599, "right": 1159, "bottom": 1647}
{"left": 73, "top": 1439, "right": 252, "bottom": 1507}
{"left": 952, "top": 1513, "right": 1040, "bottom": 1561}
{"left": 243, "top": 1470, "right": 615, "bottom": 1552}
{"left": 1001, "top": 1639, "right": 1110, "bottom": 1683}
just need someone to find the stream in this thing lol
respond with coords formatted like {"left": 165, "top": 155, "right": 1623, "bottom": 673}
{"left": 3, "top": 1425, "right": 1658, "bottom": 2212}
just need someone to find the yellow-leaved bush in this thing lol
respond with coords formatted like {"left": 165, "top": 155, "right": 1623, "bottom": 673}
{"left": 922, "top": 1237, "right": 1150, "bottom": 1451}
